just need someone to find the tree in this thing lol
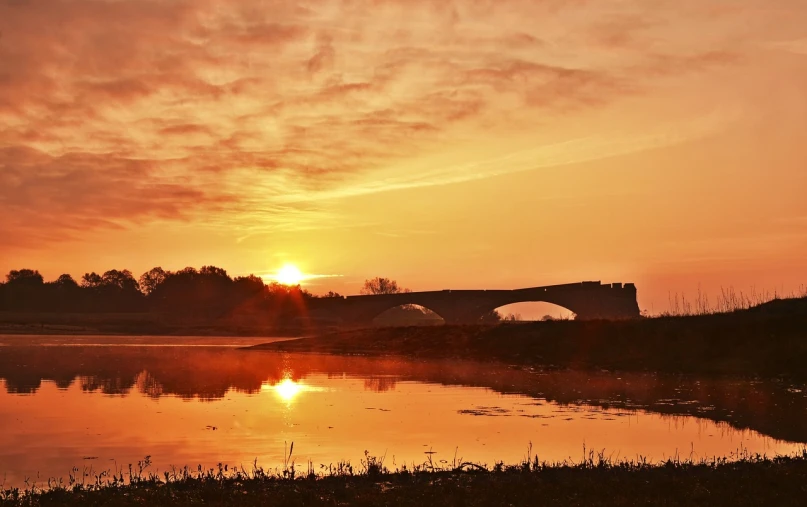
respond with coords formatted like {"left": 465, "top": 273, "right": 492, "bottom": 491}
{"left": 479, "top": 310, "right": 503, "bottom": 324}
{"left": 2, "top": 270, "right": 45, "bottom": 312}
{"left": 360, "top": 277, "right": 409, "bottom": 295}
{"left": 54, "top": 274, "right": 79, "bottom": 289}
{"left": 139, "top": 267, "right": 168, "bottom": 295}
{"left": 197, "top": 265, "right": 233, "bottom": 297}
{"left": 322, "top": 291, "right": 343, "bottom": 298}
{"left": 101, "top": 269, "right": 140, "bottom": 292}
{"left": 81, "top": 272, "right": 103, "bottom": 288}
{"left": 199, "top": 265, "right": 229, "bottom": 279}
{"left": 234, "top": 275, "right": 265, "bottom": 297}
{"left": 177, "top": 267, "right": 198, "bottom": 276}
{"left": 6, "top": 269, "right": 44, "bottom": 285}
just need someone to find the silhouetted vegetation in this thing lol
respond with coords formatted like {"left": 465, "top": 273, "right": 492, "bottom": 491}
{"left": 0, "top": 266, "right": 323, "bottom": 332}
{"left": 0, "top": 270, "right": 477, "bottom": 332}
{"left": 258, "top": 296, "right": 807, "bottom": 380}
{"left": 360, "top": 276, "right": 409, "bottom": 295}
{"left": 664, "top": 285, "right": 807, "bottom": 316}
{"left": 2, "top": 449, "right": 807, "bottom": 506}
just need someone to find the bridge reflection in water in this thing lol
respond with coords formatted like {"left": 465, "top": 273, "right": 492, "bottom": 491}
{"left": 307, "top": 282, "right": 641, "bottom": 325}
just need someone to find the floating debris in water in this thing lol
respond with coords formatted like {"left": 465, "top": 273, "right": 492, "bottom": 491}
{"left": 458, "top": 406, "right": 512, "bottom": 417}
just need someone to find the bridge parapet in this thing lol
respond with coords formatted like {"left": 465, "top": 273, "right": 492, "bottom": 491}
{"left": 306, "top": 281, "right": 641, "bottom": 326}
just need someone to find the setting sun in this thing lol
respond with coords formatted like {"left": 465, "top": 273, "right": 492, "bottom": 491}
{"left": 274, "top": 265, "right": 304, "bottom": 286}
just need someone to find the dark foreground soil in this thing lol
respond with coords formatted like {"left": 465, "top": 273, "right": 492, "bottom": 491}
{"left": 252, "top": 297, "right": 807, "bottom": 379}
{"left": 3, "top": 454, "right": 807, "bottom": 507}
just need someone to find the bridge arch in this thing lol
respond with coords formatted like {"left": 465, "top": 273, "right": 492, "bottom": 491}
{"left": 491, "top": 301, "right": 576, "bottom": 321}
{"left": 352, "top": 291, "right": 585, "bottom": 325}
{"left": 470, "top": 294, "right": 579, "bottom": 323}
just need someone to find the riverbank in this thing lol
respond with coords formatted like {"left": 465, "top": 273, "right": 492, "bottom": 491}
{"left": 3, "top": 452, "right": 806, "bottom": 506}
{"left": 0, "top": 312, "right": 311, "bottom": 337}
{"left": 251, "top": 297, "right": 807, "bottom": 379}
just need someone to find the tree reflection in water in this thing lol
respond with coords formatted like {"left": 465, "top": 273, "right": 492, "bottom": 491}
{"left": 0, "top": 344, "right": 806, "bottom": 443}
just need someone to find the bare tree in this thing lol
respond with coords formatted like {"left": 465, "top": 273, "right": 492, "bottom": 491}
{"left": 360, "top": 277, "right": 409, "bottom": 295}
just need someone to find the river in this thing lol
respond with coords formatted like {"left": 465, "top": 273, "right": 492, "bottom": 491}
{"left": 0, "top": 335, "right": 804, "bottom": 488}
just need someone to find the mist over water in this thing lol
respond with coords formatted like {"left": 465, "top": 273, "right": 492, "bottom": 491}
{"left": 0, "top": 336, "right": 804, "bottom": 488}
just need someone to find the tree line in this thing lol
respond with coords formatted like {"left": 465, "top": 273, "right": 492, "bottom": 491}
{"left": 0, "top": 271, "right": 510, "bottom": 324}
{"left": 0, "top": 267, "right": 329, "bottom": 316}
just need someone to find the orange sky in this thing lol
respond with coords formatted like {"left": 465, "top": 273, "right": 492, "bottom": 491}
{"left": 1, "top": 0, "right": 806, "bottom": 312}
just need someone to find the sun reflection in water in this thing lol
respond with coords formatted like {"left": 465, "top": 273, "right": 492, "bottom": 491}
{"left": 261, "top": 378, "right": 304, "bottom": 403}
{"left": 275, "top": 378, "right": 303, "bottom": 401}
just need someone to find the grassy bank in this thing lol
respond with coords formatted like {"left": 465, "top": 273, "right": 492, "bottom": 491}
{"left": 252, "top": 297, "right": 807, "bottom": 379}
{"left": 3, "top": 451, "right": 806, "bottom": 506}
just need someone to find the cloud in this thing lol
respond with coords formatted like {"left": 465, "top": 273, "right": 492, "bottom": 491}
{"left": 307, "top": 38, "right": 336, "bottom": 75}
{"left": 272, "top": 105, "right": 740, "bottom": 203}
{"left": 0, "top": 146, "right": 234, "bottom": 248}
{"left": 158, "top": 124, "right": 217, "bottom": 137}
{"left": 0, "top": 0, "right": 779, "bottom": 248}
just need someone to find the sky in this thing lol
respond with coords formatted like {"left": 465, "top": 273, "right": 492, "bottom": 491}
{"left": 1, "top": 0, "right": 806, "bottom": 312}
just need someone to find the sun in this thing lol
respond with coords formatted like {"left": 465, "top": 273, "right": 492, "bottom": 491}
{"left": 275, "top": 264, "right": 304, "bottom": 286}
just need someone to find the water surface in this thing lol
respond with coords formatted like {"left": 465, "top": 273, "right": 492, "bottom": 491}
{"left": 1, "top": 335, "right": 804, "bottom": 488}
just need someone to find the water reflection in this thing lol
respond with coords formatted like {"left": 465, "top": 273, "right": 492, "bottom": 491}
{"left": 267, "top": 378, "right": 313, "bottom": 403}
{"left": 1, "top": 342, "right": 805, "bottom": 444}
{"left": 0, "top": 336, "right": 805, "bottom": 488}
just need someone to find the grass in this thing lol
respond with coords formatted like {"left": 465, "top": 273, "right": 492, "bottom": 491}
{"left": 662, "top": 285, "right": 807, "bottom": 317}
{"left": 3, "top": 447, "right": 807, "bottom": 506}
{"left": 253, "top": 296, "right": 807, "bottom": 379}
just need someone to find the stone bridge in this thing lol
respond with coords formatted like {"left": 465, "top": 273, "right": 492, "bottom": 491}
{"left": 306, "top": 281, "right": 640, "bottom": 326}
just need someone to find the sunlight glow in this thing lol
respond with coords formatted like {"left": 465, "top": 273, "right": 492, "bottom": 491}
{"left": 274, "top": 264, "right": 305, "bottom": 286}
{"left": 273, "top": 378, "right": 303, "bottom": 402}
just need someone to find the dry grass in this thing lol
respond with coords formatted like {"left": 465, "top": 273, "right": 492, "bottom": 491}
{"left": 662, "top": 285, "right": 807, "bottom": 317}
{"left": 3, "top": 447, "right": 806, "bottom": 506}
